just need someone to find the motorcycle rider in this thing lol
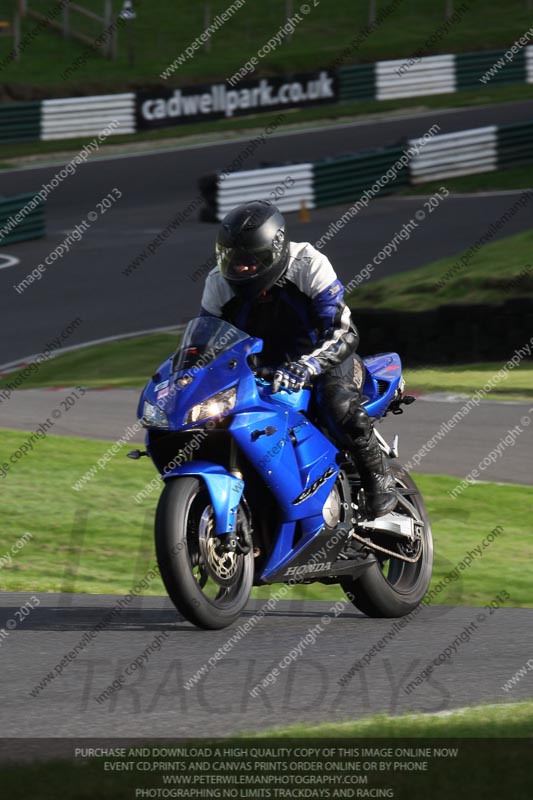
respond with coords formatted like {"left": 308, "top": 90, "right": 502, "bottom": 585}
{"left": 200, "top": 200, "right": 396, "bottom": 518}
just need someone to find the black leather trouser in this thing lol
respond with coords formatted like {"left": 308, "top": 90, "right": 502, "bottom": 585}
{"left": 314, "top": 354, "right": 373, "bottom": 450}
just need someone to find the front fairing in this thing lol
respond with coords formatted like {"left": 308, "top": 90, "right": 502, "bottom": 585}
{"left": 138, "top": 335, "right": 265, "bottom": 431}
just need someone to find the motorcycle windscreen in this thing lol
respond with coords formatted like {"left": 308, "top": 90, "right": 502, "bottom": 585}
{"left": 172, "top": 316, "right": 249, "bottom": 373}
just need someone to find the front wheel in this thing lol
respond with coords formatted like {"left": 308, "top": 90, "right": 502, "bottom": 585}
{"left": 155, "top": 477, "right": 254, "bottom": 630}
{"left": 341, "top": 462, "right": 433, "bottom": 618}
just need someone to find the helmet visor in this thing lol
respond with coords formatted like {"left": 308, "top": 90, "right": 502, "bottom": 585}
{"left": 216, "top": 244, "right": 276, "bottom": 282}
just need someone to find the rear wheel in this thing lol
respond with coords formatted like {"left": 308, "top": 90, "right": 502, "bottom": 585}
{"left": 341, "top": 462, "right": 433, "bottom": 617}
{"left": 155, "top": 477, "right": 254, "bottom": 630}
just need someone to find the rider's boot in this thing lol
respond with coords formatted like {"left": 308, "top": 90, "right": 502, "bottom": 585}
{"left": 352, "top": 429, "right": 397, "bottom": 518}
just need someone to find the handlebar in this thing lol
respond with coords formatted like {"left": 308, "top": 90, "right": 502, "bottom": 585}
{"left": 254, "top": 366, "right": 313, "bottom": 392}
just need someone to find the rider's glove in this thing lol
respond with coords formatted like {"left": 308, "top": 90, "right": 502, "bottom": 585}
{"left": 272, "top": 358, "right": 321, "bottom": 393}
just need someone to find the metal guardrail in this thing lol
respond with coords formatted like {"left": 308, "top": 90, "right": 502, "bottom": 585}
{"left": 409, "top": 126, "right": 498, "bottom": 184}
{"left": 497, "top": 119, "right": 533, "bottom": 169}
{"left": 206, "top": 164, "right": 314, "bottom": 222}
{"left": 337, "top": 63, "right": 375, "bottom": 102}
{"left": 313, "top": 146, "right": 410, "bottom": 205}
{"left": 0, "top": 192, "right": 45, "bottom": 246}
{"left": 456, "top": 49, "right": 527, "bottom": 90}
{"left": 375, "top": 54, "right": 456, "bottom": 101}
{"left": 200, "top": 119, "right": 533, "bottom": 216}
{"left": 2, "top": 44, "right": 533, "bottom": 144}
{"left": 41, "top": 93, "right": 135, "bottom": 140}
{"left": 0, "top": 101, "right": 41, "bottom": 143}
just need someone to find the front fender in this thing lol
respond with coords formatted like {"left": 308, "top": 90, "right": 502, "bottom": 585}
{"left": 162, "top": 460, "right": 244, "bottom": 536}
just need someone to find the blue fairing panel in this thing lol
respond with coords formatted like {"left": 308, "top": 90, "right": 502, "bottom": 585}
{"left": 362, "top": 352, "right": 402, "bottom": 418}
{"left": 162, "top": 460, "right": 244, "bottom": 536}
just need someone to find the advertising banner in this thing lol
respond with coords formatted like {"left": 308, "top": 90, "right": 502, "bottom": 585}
{"left": 137, "top": 70, "right": 338, "bottom": 129}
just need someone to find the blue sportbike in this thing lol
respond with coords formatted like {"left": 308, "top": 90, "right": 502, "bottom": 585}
{"left": 134, "top": 316, "right": 433, "bottom": 630}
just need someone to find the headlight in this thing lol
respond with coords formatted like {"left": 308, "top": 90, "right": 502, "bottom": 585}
{"left": 141, "top": 400, "right": 169, "bottom": 429}
{"left": 186, "top": 387, "right": 237, "bottom": 425}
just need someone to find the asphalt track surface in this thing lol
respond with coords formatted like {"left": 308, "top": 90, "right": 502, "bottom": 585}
{"left": 1, "top": 388, "right": 532, "bottom": 485}
{"left": 2, "top": 99, "right": 533, "bottom": 364}
{"left": 2, "top": 592, "right": 532, "bottom": 737}
{"left": 2, "top": 103, "right": 532, "bottom": 740}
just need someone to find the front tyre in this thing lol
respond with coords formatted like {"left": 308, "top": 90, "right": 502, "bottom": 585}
{"left": 155, "top": 477, "right": 254, "bottom": 630}
{"left": 341, "top": 462, "right": 433, "bottom": 618}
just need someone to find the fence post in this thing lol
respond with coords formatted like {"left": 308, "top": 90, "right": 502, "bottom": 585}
{"left": 63, "top": 0, "right": 70, "bottom": 39}
{"left": 368, "top": 0, "right": 377, "bottom": 25}
{"left": 445, "top": 0, "right": 454, "bottom": 18}
{"left": 104, "top": 0, "right": 112, "bottom": 58}
{"left": 286, "top": 0, "right": 293, "bottom": 39}
{"left": 18, "top": 0, "right": 27, "bottom": 16}
{"left": 13, "top": 10, "right": 21, "bottom": 61}
{"left": 204, "top": 2, "right": 211, "bottom": 51}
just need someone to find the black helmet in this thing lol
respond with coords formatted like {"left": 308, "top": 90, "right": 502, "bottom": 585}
{"left": 216, "top": 201, "right": 289, "bottom": 298}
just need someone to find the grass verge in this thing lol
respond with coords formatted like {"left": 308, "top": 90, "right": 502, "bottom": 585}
{"left": 347, "top": 228, "right": 533, "bottom": 312}
{"left": 1, "top": 705, "right": 532, "bottom": 799}
{"left": 405, "top": 363, "right": 533, "bottom": 402}
{"left": 1, "top": 0, "right": 533, "bottom": 92}
{"left": 0, "top": 428, "right": 531, "bottom": 605}
{"left": 259, "top": 700, "right": 533, "bottom": 737}
{"left": 404, "top": 162, "right": 533, "bottom": 195}
{"left": 2, "top": 331, "right": 532, "bottom": 400}
{"left": 0, "top": 332, "right": 179, "bottom": 390}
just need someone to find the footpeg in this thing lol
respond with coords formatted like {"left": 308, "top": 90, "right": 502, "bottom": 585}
{"left": 359, "top": 512, "right": 422, "bottom": 541}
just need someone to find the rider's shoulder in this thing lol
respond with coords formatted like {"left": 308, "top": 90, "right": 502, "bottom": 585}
{"left": 204, "top": 266, "right": 234, "bottom": 306}
{"left": 287, "top": 241, "right": 337, "bottom": 295}
{"left": 288, "top": 240, "right": 327, "bottom": 262}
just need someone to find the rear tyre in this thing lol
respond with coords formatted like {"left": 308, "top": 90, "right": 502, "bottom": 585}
{"left": 341, "top": 462, "right": 433, "bottom": 618}
{"left": 155, "top": 477, "right": 254, "bottom": 630}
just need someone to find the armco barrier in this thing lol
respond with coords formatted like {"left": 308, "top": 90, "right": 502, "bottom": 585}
{"left": 409, "top": 126, "right": 498, "bottom": 184}
{"left": 41, "top": 93, "right": 135, "bottom": 140}
{"left": 0, "top": 193, "right": 45, "bottom": 246}
{"left": 456, "top": 48, "right": 527, "bottom": 90}
{"left": 3, "top": 43, "right": 533, "bottom": 144}
{"left": 527, "top": 47, "right": 533, "bottom": 83}
{"left": 200, "top": 117, "right": 533, "bottom": 216}
{"left": 375, "top": 54, "right": 456, "bottom": 101}
{"left": 497, "top": 119, "right": 533, "bottom": 169}
{"left": 337, "top": 63, "right": 376, "bottom": 103}
{"left": 0, "top": 101, "right": 41, "bottom": 143}
{"left": 204, "top": 164, "right": 314, "bottom": 221}
{"left": 313, "top": 146, "right": 410, "bottom": 207}
{"left": 200, "top": 147, "right": 409, "bottom": 221}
